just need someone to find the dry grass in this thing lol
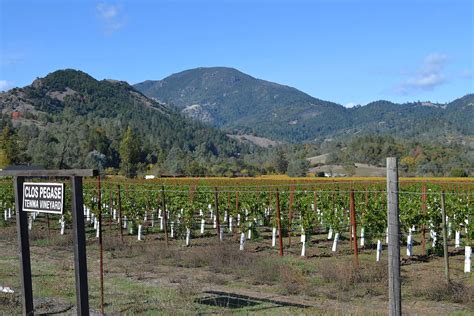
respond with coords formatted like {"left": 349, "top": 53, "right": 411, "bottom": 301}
{"left": 105, "top": 238, "right": 394, "bottom": 300}
{"left": 29, "top": 229, "right": 74, "bottom": 247}
{"left": 417, "top": 278, "right": 474, "bottom": 306}
{"left": 0, "top": 292, "right": 20, "bottom": 310}
{"left": 177, "top": 281, "right": 202, "bottom": 297}
{"left": 1, "top": 221, "right": 473, "bottom": 315}
{"left": 278, "top": 265, "right": 309, "bottom": 295}
{"left": 201, "top": 274, "right": 229, "bottom": 286}
{"left": 59, "top": 259, "right": 74, "bottom": 272}
{"left": 317, "top": 260, "right": 388, "bottom": 297}
{"left": 107, "top": 238, "right": 313, "bottom": 294}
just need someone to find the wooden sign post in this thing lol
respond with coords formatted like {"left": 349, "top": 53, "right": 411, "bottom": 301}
{"left": 0, "top": 169, "right": 97, "bottom": 316}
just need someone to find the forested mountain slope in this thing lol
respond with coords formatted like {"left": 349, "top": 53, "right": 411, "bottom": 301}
{"left": 0, "top": 69, "right": 255, "bottom": 176}
{"left": 135, "top": 67, "right": 473, "bottom": 143}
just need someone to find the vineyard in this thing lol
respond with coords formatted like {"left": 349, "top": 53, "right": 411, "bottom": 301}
{"left": 0, "top": 177, "right": 473, "bottom": 314}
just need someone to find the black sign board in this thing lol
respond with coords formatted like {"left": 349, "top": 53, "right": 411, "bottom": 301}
{"left": 0, "top": 169, "right": 97, "bottom": 316}
{"left": 23, "top": 182, "right": 65, "bottom": 214}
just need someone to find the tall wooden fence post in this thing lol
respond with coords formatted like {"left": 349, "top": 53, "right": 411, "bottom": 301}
{"left": 387, "top": 157, "right": 401, "bottom": 316}
{"left": 161, "top": 186, "right": 169, "bottom": 248}
{"left": 441, "top": 191, "right": 450, "bottom": 282}
{"left": 214, "top": 188, "right": 221, "bottom": 241}
{"left": 235, "top": 191, "right": 239, "bottom": 236}
{"left": 275, "top": 189, "right": 283, "bottom": 256}
{"left": 117, "top": 185, "right": 124, "bottom": 243}
{"left": 97, "top": 176, "right": 104, "bottom": 314}
{"left": 227, "top": 192, "right": 231, "bottom": 225}
{"left": 421, "top": 184, "right": 427, "bottom": 255}
{"left": 350, "top": 190, "right": 359, "bottom": 266}
{"left": 14, "top": 176, "right": 34, "bottom": 315}
{"left": 108, "top": 188, "right": 113, "bottom": 230}
{"left": 71, "top": 176, "right": 90, "bottom": 316}
{"left": 288, "top": 185, "right": 294, "bottom": 248}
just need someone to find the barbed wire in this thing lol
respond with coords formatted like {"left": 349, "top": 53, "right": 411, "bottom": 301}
{"left": 2, "top": 177, "right": 473, "bottom": 186}
{"left": 81, "top": 187, "right": 474, "bottom": 196}
{"left": 82, "top": 180, "right": 474, "bottom": 187}
{"left": 84, "top": 177, "right": 474, "bottom": 187}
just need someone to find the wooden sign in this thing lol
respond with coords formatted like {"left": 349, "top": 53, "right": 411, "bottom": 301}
{"left": 0, "top": 169, "right": 97, "bottom": 315}
{"left": 23, "top": 182, "right": 65, "bottom": 214}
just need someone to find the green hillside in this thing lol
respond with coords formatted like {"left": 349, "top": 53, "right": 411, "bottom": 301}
{"left": 134, "top": 67, "right": 348, "bottom": 141}
{"left": 1, "top": 68, "right": 472, "bottom": 177}
{"left": 0, "top": 69, "right": 259, "bottom": 176}
{"left": 135, "top": 67, "right": 474, "bottom": 143}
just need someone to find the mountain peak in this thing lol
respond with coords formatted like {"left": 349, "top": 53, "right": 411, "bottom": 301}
{"left": 43, "top": 68, "right": 96, "bottom": 82}
{"left": 174, "top": 66, "right": 246, "bottom": 75}
{"left": 134, "top": 67, "right": 473, "bottom": 143}
{"left": 34, "top": 69, "right": 98, "bottom": 92}
{"left": 133, "top": 66, "right": 344, "bottom": 141}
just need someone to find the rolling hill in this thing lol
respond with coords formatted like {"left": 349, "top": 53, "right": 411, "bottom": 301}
{"left": 0, "top": 69, "right": 252, "bottom": 175}
{"left": 1, "top": 67, "right": 472, "bottom": 176}
{"left": 134, "top": 67, "right": 474, "bottom": 143}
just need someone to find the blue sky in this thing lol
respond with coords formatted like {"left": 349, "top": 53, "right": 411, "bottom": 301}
{"left": 1, "top": 0, "right": 472, "bottom": 106}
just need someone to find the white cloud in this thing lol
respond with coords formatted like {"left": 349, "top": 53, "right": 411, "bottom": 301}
{"left": 395, "top": 53, "right": 448, "bottom": 95}
{"left": 96, "top": 2, "right": 125, "bottom": 35}
{"left": 0, "top": 80, "right": 11, "bottom": 92}
{"left": 97, "top": 3, "right": 118, "bottom": 19}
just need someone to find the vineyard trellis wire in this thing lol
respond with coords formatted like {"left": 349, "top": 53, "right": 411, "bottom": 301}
{"left": 0, "top": 178, "right": 472, "bottom": 271}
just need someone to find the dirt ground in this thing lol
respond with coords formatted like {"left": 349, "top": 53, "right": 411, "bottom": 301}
{"left": 0, "top": 218, "right": 473, "bottom": 315}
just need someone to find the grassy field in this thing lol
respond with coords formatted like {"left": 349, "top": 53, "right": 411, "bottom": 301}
{"left": 1, "top": 217, "right": 473, "bottom": 315}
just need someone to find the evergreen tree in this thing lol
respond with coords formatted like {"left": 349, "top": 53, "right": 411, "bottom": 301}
{"left": 0, "top": 149, "right": 10, "bottom": 168}
{"left": 119, "top": 127, "right": 141, "bottom": 176}
{"left": 0, "top": 126, "right": 18, "bottom": 166}
{"left": 287, "top": 159, "right": 309, "bottom": 177}
{"left": 274, "top": 150, "right": 288, "bottom": 174}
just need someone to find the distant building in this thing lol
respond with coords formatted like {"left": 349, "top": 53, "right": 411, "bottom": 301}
{"left": 323, "top": 172, "right": 347, "bottom": 177}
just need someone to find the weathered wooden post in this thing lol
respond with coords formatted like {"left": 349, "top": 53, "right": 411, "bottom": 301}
{"left": 288, "top": 185, "right": 295, "bottom": 248}
{"left": 108, "top": 187, "right": 113, "bottom": 230}
{"left": 275, "top": 189, "right": 283, "bottom": 256}
{"left": 161, "top": 185, "right": 169, "bottom": 248}
{"left": 441, "top": 191, "right": 450, "bottom": 282}
{"left": 117, "top": 185, "right": 124, "bottom": 243}
{"left": 71, "top": 174, "right": 91, "bottom": 316}
{"left": 235, "top": 191, "right": 239, "bottom": 236}
{"left": 387, "top": 158, "right": 401, "bottom": 316}
{"left": 14, "top": 175, "right": 33, "bottom": 315}
{"left": 97, "top": 176, "right": 104, "bottom": 314}
{"left": 350, "top": 190, "right": 359, "bottom": 266}
{"left": 214, "top": 187, "right": 221, "bottom": 241}
{"left": 421, "top": 183, "right": 427, "bottom": 255}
